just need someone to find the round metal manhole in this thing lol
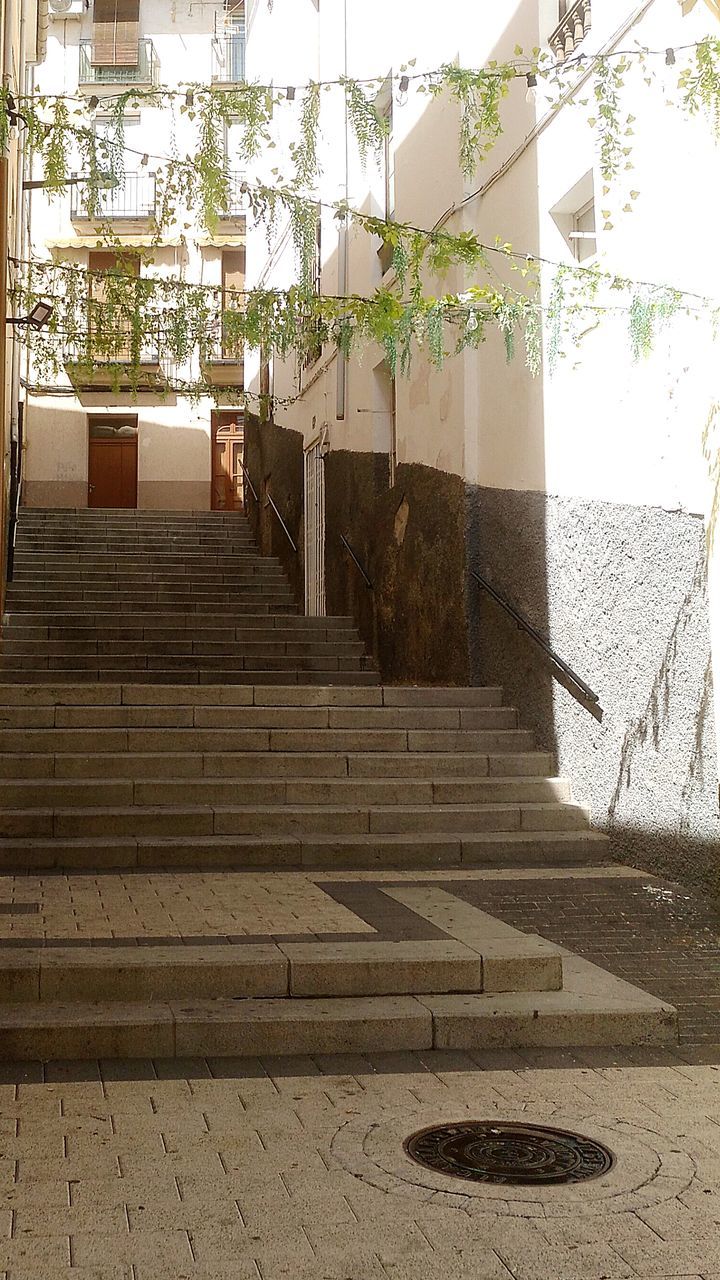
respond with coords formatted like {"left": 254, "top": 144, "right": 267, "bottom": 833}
{"left": 404, "top": 1121, "right": 616, "bottom": 1186}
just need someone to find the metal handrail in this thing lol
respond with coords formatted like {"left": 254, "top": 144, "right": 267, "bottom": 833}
{"left": 265, "top": 493, "right": 297, "bottom": 552}
{"left": 341, "top": 534, "right": 373, "bottom": 590}
{"left": 240, "top": 461, "right": 257, "bottom": 502}
{"left": 471, "top": 570, "right": 598, "bottom": 705}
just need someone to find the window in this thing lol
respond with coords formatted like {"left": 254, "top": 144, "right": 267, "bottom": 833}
{"left": 375, "top": 77, "right": 395, "bottom": 276}
{"left": 570, "top": 198, "right": 596, "bottom": 262}
{"left": 221, "top": 248, "right": 245, "bottom": 360}
{"left": 91, "top": 0, "right": 139, "bottom": 66}
{"left": 87, "top": 250, "right": 140, "bottom": 361}
{"left": 302, "top": 208, "right": 323, "bottom": 371}
{"left": 373, "top": 359, "right": 397, "bottom": 488}
{"left": 550, "top": 173, "right": 596, "bottom": 263}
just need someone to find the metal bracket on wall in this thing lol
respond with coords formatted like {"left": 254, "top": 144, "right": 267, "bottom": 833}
{"left": 471, "top": 569, "right": 601, "bottom": 714}
{"left": 341, "top": 534, "right": 373, "bottom": 590}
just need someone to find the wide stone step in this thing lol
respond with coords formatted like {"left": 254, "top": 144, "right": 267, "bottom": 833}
{"left": 0, "top": 668, "right": 379, "bottom": 686}
{"left": 0, "top": 704, "right": 516, "bottom": 729}
{"left": 0, "top": 775, "right": 572, "bottom": 807}
{"left": 1, "top": 639, "right": 366, "bottom": 659}
{"left": 12, "top": 552, "right": 275, "bottom": 567}
{"left": 0, "top": 751, "right": 552, "bottom": 781}
{"left": 0, "top": 726, "right": 534, "bottom": 753}
{"left": 0, "top": 682, "right": 502, "bottom": 706}
{"left": 0, "top": 829, "right": 609, "bottom": 870}
{"left": 2, "top": 613, "right": 357, "bottom": 632}
{"left": 2, "top": 627, "right": 362, "bottom": 645}
{"left": 0, "top": 974, "right": 676, "bottom": 1060}
{"left": 0, "top": 937, "right": 562, "bottom": 1003}
{"left": 0, "top": 800, "right": 590, "bottom": 839}
{"left": 0, "top": 655, "right": 369, "bottom": 675}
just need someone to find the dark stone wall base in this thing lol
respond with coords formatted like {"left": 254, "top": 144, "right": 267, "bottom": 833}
{"left": 242, "top": 420, "right": 718, "bottom": 891}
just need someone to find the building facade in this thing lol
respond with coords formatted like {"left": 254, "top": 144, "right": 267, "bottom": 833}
{"left": 1, "top": 0, "right": 48, "bottom": 604}
{"left": 243, "top": 0, "right": 720, "bottom": 885}
{"left": 21, "top": 0, "right": 247, "bottom": 513}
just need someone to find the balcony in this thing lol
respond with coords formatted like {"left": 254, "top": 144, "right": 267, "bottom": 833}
{"left": 200, "top": 327, "right": 245, "bottom": 387}
{"left": 217, "top": 172, "right": 247, "bottom": 222}
{"left": 70, "top": 172, "right": 157, "bottom": 223}
{"left": 78, "top": 38, "right": 159, "bottom": 89}
{"left": 63, "top": 324, "right": 165, "bottom": 391}
{"left": 549, "top": 0, "right": 591, "bottom": 61}
{"left": 211, "top": 32, "right": 246, "bottom": 84}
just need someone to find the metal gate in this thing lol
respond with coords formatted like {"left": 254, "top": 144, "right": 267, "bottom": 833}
{"left": 304, "top": 438, "right": 326, "bottom": 616}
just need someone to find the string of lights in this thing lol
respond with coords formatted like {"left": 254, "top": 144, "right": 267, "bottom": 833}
{"left": 13, "top": 41, "right": 711, "bottom": 108}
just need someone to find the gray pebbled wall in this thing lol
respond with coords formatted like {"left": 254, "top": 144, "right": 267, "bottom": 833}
{"left": 465, "top": 485, "right": 720, "bottom": 891}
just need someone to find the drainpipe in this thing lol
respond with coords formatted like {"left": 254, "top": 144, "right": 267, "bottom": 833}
{"left": 335, "top": 0, "right": 349, "bottom": 420}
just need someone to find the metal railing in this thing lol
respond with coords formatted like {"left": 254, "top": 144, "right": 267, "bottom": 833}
{"left": 70, "top": 172, "right": 157, "bottom": 220}
{"left": 265, "top": 493, "right": 297, "bottom": 552}
{"left": 341, "top": 534, "right": 373, "bottom": 590}
{"left": 211, "top": 32, "right": 246, "bottom": 83}
{"left": 78, "top": 38, "right": 159, "bottom": 86}
{"left": 471, "top": 570, "right": 599, "bottom": 706}
{"left": 219, "top": 171, "right": 247, "bottom": 219}
{"left": 63, "top": 321, "right": 162, "bottom": 368}
{"left": 549, "top": 0, "right": 591, "bottom": 61}
{"left": 240, "top": 461, "right": 258, "bottom": 502}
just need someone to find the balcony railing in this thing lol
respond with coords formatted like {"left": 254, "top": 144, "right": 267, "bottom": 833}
{"left": 218, "top": 172, "right": 247, "bottom": 219}
{"left": 78, "top": 38, "right": 159, "bottom": 86}
{"left": 549, "top": 0, "right": 591, "bottom": 61}
{"left": 211, "top": 32, "right": 246, "bottom": 83}
{"left": 63, "top": 322, "right": 164, "bottom": 389}
{"left": 70, "top": 172, "right": 157, "bottom": 221}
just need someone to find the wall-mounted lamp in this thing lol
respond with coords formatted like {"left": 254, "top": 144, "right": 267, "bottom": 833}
{"left": 6, "top": 301, "right": 54, "bottom": 330}
{"left": 23, "top": 172, "right": 118, "bottom": 191}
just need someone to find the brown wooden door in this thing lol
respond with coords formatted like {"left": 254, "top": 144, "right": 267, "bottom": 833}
{"left": 211, "top": 412, "right": 244, "bottom": 511}
{"left": 88, "top": 418, "right": 138, "bottom": 508}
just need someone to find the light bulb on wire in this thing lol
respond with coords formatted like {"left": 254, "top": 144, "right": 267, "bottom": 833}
{"left": 525, "top": 72, "right": 538, "bottom": 104}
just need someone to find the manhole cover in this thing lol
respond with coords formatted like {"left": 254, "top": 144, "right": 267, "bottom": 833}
{"left": 404, "top": 1121, "right": 615, "bottom": 1186}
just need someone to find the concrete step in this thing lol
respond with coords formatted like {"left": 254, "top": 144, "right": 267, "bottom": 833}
{"left": 0, "top": 704, "right": 515, "bottom": 729}
{"left": 0, "top": 776, "right": 572, "bottom": 807}
{"left": 0, "top": 937, "right": 560, "bottom": 1003}
{"left": 0, "top": 751, "right": 552, "bottom": 781}
{"left": 0, "top": 801, "right": 590, "bottom": 839}
{"left": 0, "top": 655, "right": 370, "bottom": 674}
{"left": 0, "top": 971, "right": 676, "bottom": 1060}
{"left": 3, "top": 613, "right": 356, "bottom": 631}
{"left": 0, "top": 682, "right": 503, "bottom": 706}
{"left": 0, "top": 668, "right": 380, "bottom": 686}
{"left": 0, "top": 829, "right": 609, "bottom": 870}
{"left": 0, "top": 726, "right": 534, "bottom": 753}
{"left": 0, "top": 639, "right": 367, "bottom": 659}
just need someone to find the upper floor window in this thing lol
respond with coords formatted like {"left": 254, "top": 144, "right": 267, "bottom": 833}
{"left": 549, "top": 0, "right": 591, "bottom": 61}
{"left": 213, "top": 0, "right": 246, "bottom": 83}
{"left": 91, "top": 0, "right": 140, "bottom": 68}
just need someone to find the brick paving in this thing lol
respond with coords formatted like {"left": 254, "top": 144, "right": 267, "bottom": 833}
{"left": 449, "top": 873, "right": 720, "bottom": 1048}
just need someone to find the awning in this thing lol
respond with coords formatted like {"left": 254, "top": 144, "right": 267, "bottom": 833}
{"left": 46, "top": 236, "right": 184, "bottom": 249}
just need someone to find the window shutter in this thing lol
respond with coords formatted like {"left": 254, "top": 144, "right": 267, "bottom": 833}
{"left": 92, "top": 0, "right": 139, "bottom": 66}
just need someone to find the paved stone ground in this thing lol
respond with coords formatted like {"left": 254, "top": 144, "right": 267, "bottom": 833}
{"left": 3, "top": 864, "right": 720, "bottom": 1277}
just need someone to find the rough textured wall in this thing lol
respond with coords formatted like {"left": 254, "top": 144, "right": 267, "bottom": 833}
{"left": 466, "top": 485, "right": 720, "bottom": 891}
{"left": 244, "top": 412, "right": 304, "bottom": 608}
{"left": 324, "top": 452, "right": 470, "bottom": 683}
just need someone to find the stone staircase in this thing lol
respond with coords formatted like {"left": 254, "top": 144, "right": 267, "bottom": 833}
{"left": 3, "top": 508, "right": 377, "bottom": 685}
{"left": 0, "top": 507, "right": 676, "bottom": 1058}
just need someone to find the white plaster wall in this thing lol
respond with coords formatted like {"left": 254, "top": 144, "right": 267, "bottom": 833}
{"left": 25, "top": 0, "right": 239, "bottom": 508}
